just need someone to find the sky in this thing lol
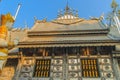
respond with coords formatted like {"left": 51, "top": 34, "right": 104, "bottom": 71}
{"left": 0, "top": 0, "right": 120, "bottom": 28}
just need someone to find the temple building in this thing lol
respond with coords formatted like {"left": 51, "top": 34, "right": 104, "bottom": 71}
{"left": 0, "top": 1, "right": 120, "bottom": 80}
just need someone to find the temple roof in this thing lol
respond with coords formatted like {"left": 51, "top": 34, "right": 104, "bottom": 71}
{"left": 17, "top": 4, "right": 119, "bottom": 48}
{"left": 31, "top": 19, "right": 106, "bottom": 32}
{"left": 30, "top": 4, "right": 107, "bottom": 32}
{"left": 18, "top": 17, "right": 113, "bottom": 47}
{"left": 22, "top": 34, "right": 110, "bottom": 41}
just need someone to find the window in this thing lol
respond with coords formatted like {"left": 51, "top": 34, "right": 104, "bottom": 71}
{"left": 81, "top": 59, "right": 100, "bottom": 78}
{"left": 33, "top": 59, "right": 51, "bottom": 77}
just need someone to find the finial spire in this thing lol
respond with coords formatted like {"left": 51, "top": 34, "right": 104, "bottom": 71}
{"left": 66, "top": 0, "right": 69, "bottom": 7}
{"left": 67, "top": 0, "right": 68, "bottom": 6}
{"left": 64, "top": 0, "right": 70, "bottom": 15}
{"left": 111, "top": 0, "right": 118, "bottom": 11}
{"left": 56, "top": 0, "right": 79, "bottom": 19}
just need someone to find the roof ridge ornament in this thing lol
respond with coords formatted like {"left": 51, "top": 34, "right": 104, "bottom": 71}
{"left": 75, "top": 10, "right": 79, "bottom": 17}
{"left": 57, "top": 1, "right": 79, "bottom": 20}
{"left": 64, "top": 1, "right": 70, "bottom": 15}
{"left": 111, "top": 0, "right": 118, "bottom": 12}
{"left": 57, "top": 10, "right": 63, "bottom": 18}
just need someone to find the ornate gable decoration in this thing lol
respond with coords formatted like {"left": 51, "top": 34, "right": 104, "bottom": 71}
{"left": 52, "top": 4, "right": 84, "bottom": 25}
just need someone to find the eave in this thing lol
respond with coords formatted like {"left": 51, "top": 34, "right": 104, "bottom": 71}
{"left": 27, "top": 29, "right": 109, "bottom": 36}
{"left": 18, "top": 40, "right": 119, "bottom": 48}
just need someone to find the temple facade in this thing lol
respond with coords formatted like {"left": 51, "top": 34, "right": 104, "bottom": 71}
{"left": 0, "top": 1, "right": 120, "bottom": 80}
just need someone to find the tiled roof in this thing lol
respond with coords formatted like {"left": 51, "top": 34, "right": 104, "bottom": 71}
{"left": 31, "top": 19, "right": 107, "bottom": 32}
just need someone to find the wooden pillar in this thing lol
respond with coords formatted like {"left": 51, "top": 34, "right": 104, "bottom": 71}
{"left": 77, "top": 47, "right": 80, "bottom": 56}
{"left": 66, "top": 47, "right": 68, "bottom": 56}
{"left": 52, "top": 47, "right": 54, "bottom": 57}
{"left": 97, "top": 46, "right": 100, "bottom": 55}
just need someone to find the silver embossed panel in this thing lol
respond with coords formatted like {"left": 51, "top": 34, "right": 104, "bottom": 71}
{"left": 53, "top": 66, "right": 63, "bottom": 72}
{"left": 68, "top": 59, "right": 78, "bottom": 64}
{"left": 69, "top": 72, "right": 78, "bottom": 78}
{"left": 53, "top": 59, "right": 63, "bottom": 65}
{"left": 53, "top": 72, "right": 63, "bottom": 78}
{"left": 69, "top": 65, "right": 78, "bottom": 71}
